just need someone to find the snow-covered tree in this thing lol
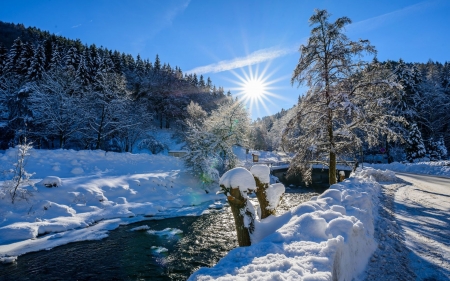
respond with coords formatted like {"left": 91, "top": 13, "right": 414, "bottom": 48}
{"left": 405, "top": 123, "right": 426, "bottom": 163}
{"left": 5, "top": 38, "right": 24, "bottom": 75}
{"left": 186, "top": 100, "right": 207, "bottom": 127}
{"left": 49, "top": 43, "right": 62, "bottom": 70}
{"left": 1, "top": 138, "right": 35, "bottom": 204}
{"left": 0, "top": 78, "right": 33, "bottom": 144}
{"left": 19, "top": 41, "right": 34, "bottom": 77}
{"left": 27, "top": 44, "right": 46, "bottom": 81}
{"left": 206, "top": 98, "right": 251, "bottom": 170}
{"left": 65, "top": 46, "right": 79, "bottom": 73}
{"left": 76, "top": 54, "right": 90, "bottom": 86}
{"left": 113, "top": 100, "right": 155, "bottom": 152}
{"left": 87, "top": 72, "right": 130, "bottom": 149}
{"left": 28, "top": 69, "right": 87, "bottom": 148}
{"left": 266, "top": 105, "right": 297, "bottom": 151}
{"left": 427, "top": 137, "right": 447, "bottom": 161}
{"left": 0, "top": 44, "right": 8, "bottom": 75}
{"left": 184, "top": 99, "right": 251, "bottom": 184}
{"left": 287, "top": 9, "right": 404, "bottom": 184}
{"left": 436, "top": 137, "right": 448, "bottom": 160}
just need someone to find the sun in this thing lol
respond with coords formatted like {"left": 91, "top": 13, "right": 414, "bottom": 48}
{"left": 243, "top": 78, "right": 266, "bottom": 99}
{"left": 230, "top": 63, "right": 285, "bottom": 118}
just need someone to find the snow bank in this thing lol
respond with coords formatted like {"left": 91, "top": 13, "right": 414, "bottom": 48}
{"left": 0, "top": 147, "right": 220, "bottom": 261}
{"left": 189, "top": 168, "right": 390, "bottom": 281}
{"left": 357, "top": 167, "right": 401, "bottom": 182}
{"left": 367, "top": 161, "right": 450, "bottom": 178}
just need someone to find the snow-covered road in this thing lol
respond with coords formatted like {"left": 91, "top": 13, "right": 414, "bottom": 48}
{"left": 395, "top": 173, "right": 450, "bottom": 280}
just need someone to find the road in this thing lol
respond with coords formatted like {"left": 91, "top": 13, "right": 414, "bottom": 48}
{"left": 394, "top": 172, "right": 450, "bottom": 280}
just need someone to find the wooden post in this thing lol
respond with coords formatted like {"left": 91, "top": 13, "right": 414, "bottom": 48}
{"left": 339, "top": 171, "right": 345, "bottom": 182}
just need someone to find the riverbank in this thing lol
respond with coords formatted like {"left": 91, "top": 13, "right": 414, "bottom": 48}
{"left": 0, "top": 147, "right": 222, "bottom": 262}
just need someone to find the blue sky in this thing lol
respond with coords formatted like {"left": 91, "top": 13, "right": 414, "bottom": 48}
{"left": 1, "top": 0, "right": 449, "bottom": 119}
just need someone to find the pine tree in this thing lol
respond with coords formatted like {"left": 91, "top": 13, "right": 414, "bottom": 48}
{"left": 405, "top": 123, "right": 426, "bottom": 163}
{"left": 19, "top": 41, "right": 34, "bottom": 76}
{"left": 392, "top": 59, "right": 421, "bottom": 120}
{"left": 27, "top": 44, "right": 46, "bottom": 81}
{"left": 0, "top": 44, "right": 7, "bottom": 75}
{"left": 5, "top": 38, "right": 24, "bottom": 74}
{"left": 153, "top": 54, "right": 161, "bottom": 72}
{"left": 49, "top": 43, "right": 62, "bottom": 70}
{"left": 43, "top": 39, "right": 53, "bottom": 70}
{"left": 199, "top": 75, "right": 206, "bottom": 89}
{"left": 436, "top": 136, "right": 448, "bottom": 160}
{"left": 111, "top": 50, "right": 123, "bottom": 74}
{"left": 191, "top": 73, "right": 198, "bottom": 87}
{"left": 135, "top": 54, "right": 145, "bottom": 77}
{"left": 76, "top": 54, "right": 90, "bottom": 86}
{"left": 65, "top": 46, "right": 80, "bottom": 72}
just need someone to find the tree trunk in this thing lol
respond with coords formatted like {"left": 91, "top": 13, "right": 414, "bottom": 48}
{"left": 226, "top": 186, "right": 251, "bottom": 247}
{"left": 59, "top": 133, "right": 64, "bottom": 149}
{"left": 329, "top": 151, "right": 337, "bottom": 185}
{"left": 96, "top": 106, "right": 106, "bottom": 150}
{"left": 254, "top": 177, "right": 275, "bottom": 219}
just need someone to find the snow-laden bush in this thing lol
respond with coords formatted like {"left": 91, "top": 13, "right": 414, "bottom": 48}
{"left": 1, "top": 139, "right": 35, "bottom": 203}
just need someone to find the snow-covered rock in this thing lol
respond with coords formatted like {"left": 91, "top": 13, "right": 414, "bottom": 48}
{"left": 37, "top": 176, "right": 62, "bottom": 187}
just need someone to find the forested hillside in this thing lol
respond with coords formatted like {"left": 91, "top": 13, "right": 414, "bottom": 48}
{"left": 0, "top": 21, "right": 227, "bottom": 150}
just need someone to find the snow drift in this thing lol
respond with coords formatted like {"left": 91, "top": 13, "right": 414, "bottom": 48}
{"left": 189, "top": 168, "right": 386, "bottom": 281}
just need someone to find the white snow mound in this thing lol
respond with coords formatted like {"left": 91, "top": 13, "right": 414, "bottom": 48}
{"left": 38, "top": 176, "right": 62, "bottom": 187}
{"left": 250, "top": 164, "right": 270, "bottom": 184}
{"left": 266, "top": 183, "right": 285, "bottom": 211}
{"left": 219, "top": 167, "right": 256, "bottom": 193}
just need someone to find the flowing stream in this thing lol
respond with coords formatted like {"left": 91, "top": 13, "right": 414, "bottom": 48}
{"left": 0, "top": 188, "right": 319, "bottom": 281}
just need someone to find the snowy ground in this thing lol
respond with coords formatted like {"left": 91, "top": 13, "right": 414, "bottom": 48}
{"left": 0, "top": 147, "right": 222, "bottom": 263}
{"left": 190, "top": 162, "right": 450, "bottom": 281}
{"left": 394, "top": 173, "right": 450, "bottom": 280}
{"left": 362, "top": 165, "right": 450, "bottom": 281}
{"left": 2, "top": 145, "right": 449, "bottom": 280}
{"left": 0, "top": 146, "right": 289, "bottom": 264}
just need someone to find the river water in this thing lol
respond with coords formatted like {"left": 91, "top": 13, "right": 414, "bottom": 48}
{"left": 0, "top": 188, "right": 319, "bottom": 281}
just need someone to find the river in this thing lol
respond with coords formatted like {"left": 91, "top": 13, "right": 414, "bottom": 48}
{"left": 0, "top": 188, "right": 319, "bottom": 281}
